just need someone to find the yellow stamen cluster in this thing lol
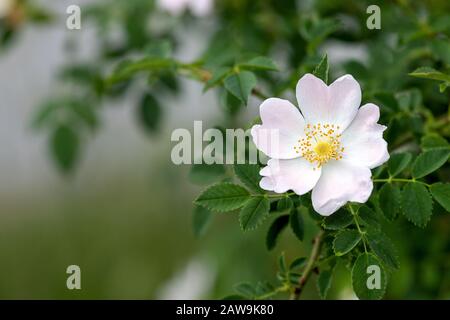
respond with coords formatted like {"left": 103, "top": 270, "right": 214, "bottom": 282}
{"left": 294, "top": 123, "right": 344, "bottom": 169}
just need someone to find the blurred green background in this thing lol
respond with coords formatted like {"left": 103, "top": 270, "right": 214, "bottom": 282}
{"left": 0, "top": 0, "right": 449, "bottom": 299}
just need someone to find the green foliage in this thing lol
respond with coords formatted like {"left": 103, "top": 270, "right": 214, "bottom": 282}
{"left": 266, "top": 215, "right": 289, "bottom": 250}
{"left": 421, "top": 134, "right": 450, "bottom": 151}
{"left": 289, "top": 207, "right": 304, "bottom": 242}
{"left": 239, "top": 56, "right": 278, "bottom": 72}
{"left": 234, "top": 164, "right": 263, "bottom": 193}
{"left": 378, "top": 183, "right": 402, "bottom": 221}
{"left": 25, "top": 0, "right": 450, "bottom": 301}
{"left": 312, "top": 54, "right": 329, "bottom": 84}
{"left": 189, "top": 163, "right": 226, "bottom": 185}
{"left": 289, "top": 257, "right": 306, "bottom": 271}
{"left": 239, "top": 196, "right": 270, "bottom": 231}
{"left": 409, "top": 67, "right": 450, "bottom": 92}
{"left": 366, "top": 229, "right": 399, "bottom": 270}
{"left": 138, "top": 93, "right": 161, "bottom": 133}
{"left": 233, "top": 282, "right": 256, "bottom": 298}
{"left": 50, "top": 125, "right": 79, "bottom": 173}
{"left": 401, "top": 183, "right": 433, "bottom": 227}
{"left": 224, "top": 71, "right": 257, "bottom": 105}
{"left": 430, "top": 183, "right": 450, "bottom": 212}
{"left": 317, "top": 269, "right": 333, "bottom": 299}
{"left": 412, "top": 150, "right": 450, "bottom": 179}
{"left": 276, "top": 197, "right": 293, "bottom": 212}
{"left": 357, "top": 206, "right": 381, "bottom": 230}
{"left": 322, "top": 208, "right": 353, "bottom": 230}
{"left": 204, "top": 67, "right": 230, "bottom": 92}
{"left": 388, "top": 153, "right": 412, "bottom": 177}
{"left": 192, "top": 205, "right": 213, "bottom": 238}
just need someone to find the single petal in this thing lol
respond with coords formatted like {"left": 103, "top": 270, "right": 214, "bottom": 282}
{"left": 311, "top": 160, "right": 373, "bottom": 216}
{"left": 341, "top": 103, "right": 389, "bottom": 169}
{"left": 251, "top": 98, "right": 306, "bottom": 159}
{"left": 296, "top": 74, "right": 361, "bottom": 130}
{"left": 259, "top": 158, "right": 321, "bottom": 195}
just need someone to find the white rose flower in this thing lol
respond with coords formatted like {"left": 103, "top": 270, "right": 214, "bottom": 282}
{"left": 251, "top": 74, "right": 389, "bottom": 216}
{"left": 157, "top": 0, "right": 213, "bottom": 17}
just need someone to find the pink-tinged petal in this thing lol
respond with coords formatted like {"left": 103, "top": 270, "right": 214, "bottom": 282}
{"left": 296, "top": 74, "right": 361, "bottom": 130}
{"left": 251, "top": 98, "right": 306, "bottom": 159}
{"left": 311, "top": 160, "right": 373, "bottom": 216}
{"left": 341, "top": 103, "right": 389, "bottom": 169}
{"left": 259, "top": 158, "right": 321, "bottom": 195}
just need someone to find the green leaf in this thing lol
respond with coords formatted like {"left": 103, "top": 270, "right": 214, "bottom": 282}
{"left": 373, "top": 92, "right": 399, "bottom": 113}
{"left": 189, "top": 163, "right": 226, "bottom": 185}
{"left": 401, "top": 183, "right": 433, "bottom": 227}
{"left": 366, "top": 229, "right": 399, "bottom": 270}
{"left": 289, "top": 257, "right": 306, "bottom": 270}
{"left": 204, "top": 67, "right": 230, "bottom": 91}
{"left": 388, "top": 153, "right": 412, "bottom": 177}
{"left": 220, "top": 89, "right": 243, "bottom": 115}
{"left": 352, "top": 253, "right": 387, "bottom": 300}
{"left": 224, "top": 71, "right": 257, "bottom": 105}
{"left": 266, "top": 215, "right": 290, "bottom": 250}
{"left": 378, "top": 183, "right": 401, "bottom": 221}
{"left": 276, "top": 197, "right": 293, "bottom": 212}
{"left": 431, "top": 39, "right": 450, "bottom": 65}
{"left": 192, "top": 205, "right": 213, "bottom": 238}
{"left": 239, "top": 196, "right": 270, "bottom": 231}
{"left": 430, "top": 183, "right": 450, "bottom": 212}
{"left": 396, "top": 88, "right": 422, "bottom": 111}
{"left": 144, "top": 39, "right": 173, "bottom": 58}
{"left": 50, "top": 125, "right": 79, "bottom": 172}
{"left": 358, "top": 206, "right": 380, "bottom": 229}
{"left": 322, "top": 208, "right": 353, "bottom": 230}
{"left": 67, "top": 100, "right": 98, "bottom": 130}
{"left": 312, "top": 54, "right": 329, "bottom": 84}
{"left": 139, "top": 93, "right": 161, "bottom": 133}
{"left": 421, "top": 134, "right": 450, "bottom": 151}
{"left": 195, "top": 183, "right": 251, "bottom": 212}
{"left": 32, "top": 100, "right": 60, "bottom": 129}
{"left": 234, "top": 164, "right": 263, "bottom": 193}
{"left": 409, "top": 67, "right": 450, "bottom": 82}
{"left": 239, "top": 56, "right": 278, "bottom": 71}
{"left": 289, "top": 207, "right": 304, "bottom": 242}
{"left": 333, "top": 230, "right": 361, "bottom": 256}
{"left": 412, "top": 149, "right": 450, "bottom": 178}
{"left": 317, "top": 269, "right": 333, "bottom": 299}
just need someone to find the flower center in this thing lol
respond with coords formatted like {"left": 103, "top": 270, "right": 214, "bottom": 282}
{"left": 294, "top": 123, "right": 344, "bottom": 169}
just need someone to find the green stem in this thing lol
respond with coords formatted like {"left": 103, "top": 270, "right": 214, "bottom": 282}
{"left": 348, "top": 204, "right": 368, "bottom": 253}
